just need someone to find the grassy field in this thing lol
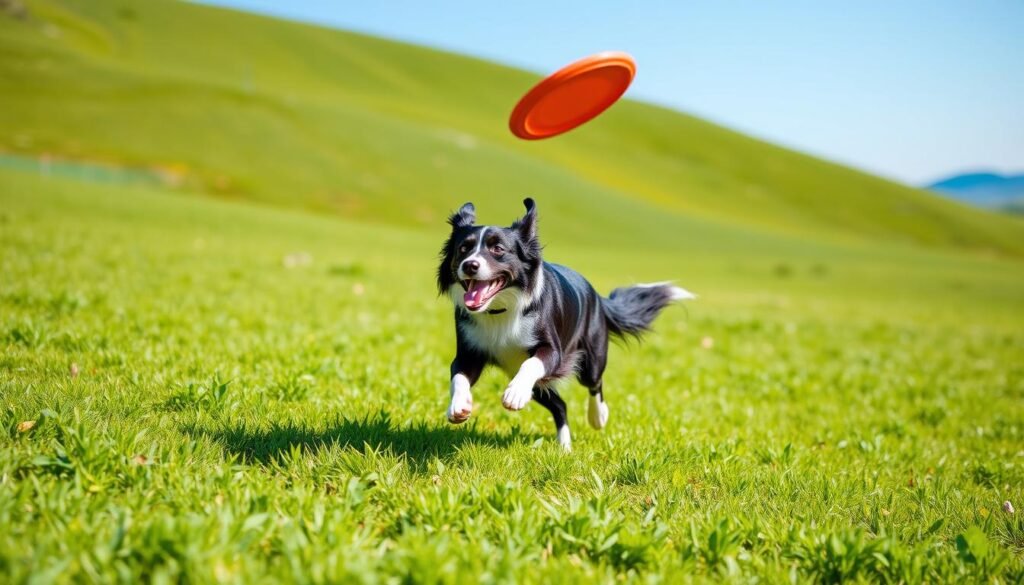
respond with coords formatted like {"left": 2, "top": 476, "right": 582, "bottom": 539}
{"left": 3, "top": 0, "right": 1024, "bottom": 256}
{"left": 2, "top": 169, "right": 1023, "bottom": 582}
{"left": 3, "top": 0, "right": 1024, "bottom": 582}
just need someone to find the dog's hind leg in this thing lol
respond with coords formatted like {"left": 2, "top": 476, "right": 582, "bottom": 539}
{"left": 532, "top": 387, "right": 571, "bottom": 451}
{"left": 585, "top": 380, "right": 610, "bottom": 430}
{"left": 579, "top": 337, "right": 610, "bottom": 430}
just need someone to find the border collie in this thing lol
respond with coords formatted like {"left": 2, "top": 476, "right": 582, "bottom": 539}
{"left": 437, "top": 198, "right": 693, "bottom": 451}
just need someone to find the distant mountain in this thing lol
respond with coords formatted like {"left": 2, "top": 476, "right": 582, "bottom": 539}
{"left": 927, "top": 172, "right": 1024, "bottom": 210}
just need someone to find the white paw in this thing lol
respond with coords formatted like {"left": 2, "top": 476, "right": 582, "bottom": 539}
{"left": 502, "top": 380, "right": 533, "bottom": 411}
{"left": 447, "top": 374, "right": 473, "bottom": 424}
{"left": 557, "top": 425, "right": 572, "bottom": 452}
{"left": 447, "top": 394, "right": 473, "bottom": 424}
{"left": 587, "top": 395, "right": 609, "bottom": 430}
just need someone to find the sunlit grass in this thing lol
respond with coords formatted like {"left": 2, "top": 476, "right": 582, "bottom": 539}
{"left": 2, "top": 171, "right": 1022, "bottom": 582}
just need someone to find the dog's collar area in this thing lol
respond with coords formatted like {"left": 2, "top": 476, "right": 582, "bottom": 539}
{"left": 487, "top": 308, "right": 507, "bottom": 315}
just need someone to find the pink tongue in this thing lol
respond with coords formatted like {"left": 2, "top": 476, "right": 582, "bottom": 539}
{"left": 464, "top": 281, "right": 490, "bottom": 309}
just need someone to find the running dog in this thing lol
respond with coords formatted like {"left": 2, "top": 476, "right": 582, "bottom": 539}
{"left": 438, "top": 198, "right": 693, "bottom": 450}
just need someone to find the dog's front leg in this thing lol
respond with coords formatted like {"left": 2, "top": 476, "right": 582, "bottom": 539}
{"left": 503, "top": 346, "right": 560, "bottom": 411}
{"left": 447, "top": 355, "right": 483, "bottom": 424}
{"left": 447, "top": 374, "right": 473, "bottom": 424}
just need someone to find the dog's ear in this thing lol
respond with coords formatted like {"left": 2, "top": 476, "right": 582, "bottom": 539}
{"left": 448, "top": 202, "right": 475, "bottom": 230}
{"left": 513, "top": 197, "right": 537, "bottom": 241}
{"left": 439, "top": 202, "right": 473, "bottom": 294}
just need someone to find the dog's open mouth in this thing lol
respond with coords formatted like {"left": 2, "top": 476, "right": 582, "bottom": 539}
{"left": 462, "top": 276, "right": 507, "bottom": 311}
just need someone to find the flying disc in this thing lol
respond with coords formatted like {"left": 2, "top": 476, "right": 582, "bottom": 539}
{"left": 509, "top": 51, "right": 636, "bottom": 140}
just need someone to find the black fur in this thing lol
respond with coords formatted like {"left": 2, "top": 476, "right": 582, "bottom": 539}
{"left": 439, "top": 198, "right": 688, "bottom": 445}
{"left": 436, "top": 202, "right": 477, "bottom": 294}
{"left": 603, "top": 285, "right": 679, "bottom": 339}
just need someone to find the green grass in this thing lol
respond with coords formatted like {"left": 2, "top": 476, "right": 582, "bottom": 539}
{"left": 3, "top": 0, "right": 1024, "bottom": 581}
{"left": 2, "top": 170, "right": 1023, "bottom": 582}
{"left": 3, "top": 0, "right": 1024, "bottom": 256}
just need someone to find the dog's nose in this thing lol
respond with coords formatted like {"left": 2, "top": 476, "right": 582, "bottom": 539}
{"left": 462, "top": 259, "right": 480, "bottom": 276}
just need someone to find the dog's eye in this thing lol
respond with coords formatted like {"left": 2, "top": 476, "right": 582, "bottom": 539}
{"left": 458, "top": 243, "right": 470, "bottom": 253}
{"left": 491, "top": 245, "right": 505, "bottom": 255}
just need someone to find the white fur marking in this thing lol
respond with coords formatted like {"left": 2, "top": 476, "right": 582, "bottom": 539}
{"left": 587, "top": 394, "right": 609, "bottom": 430}
{"left": 503, "top": 356, "right": 544, "bottom": 411}
{"left": 635, "top": 281, "right": 696, "bottom": 301}
{"left": 446, "top": 373, "right": 473, "bottom": 424}
{"left": 455, "top": 287, "right": 538, "bottom": 373}
{"left": 557, "top": 425, "right": 572, "bottom": 451}
{"left": 531, "top": 264, "right": 545, "bottom": 301}
{"left": 471, "top": 227, "right": 487, "bottom": 258}
{"left": 457, "top": 228, "right": 494, "bottom": 281}
{"left": 669, "top": 286, "right": 696, "bottom": 300}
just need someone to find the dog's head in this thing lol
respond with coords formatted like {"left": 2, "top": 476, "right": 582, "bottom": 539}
{"left": 437, "top": 198, "right": 542, "bottom": 313}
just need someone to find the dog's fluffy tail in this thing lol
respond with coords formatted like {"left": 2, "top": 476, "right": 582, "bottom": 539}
{"left": 601, "top": 282, "right": 695, "bottom": 340}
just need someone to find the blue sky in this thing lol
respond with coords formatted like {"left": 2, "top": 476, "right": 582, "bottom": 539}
{"left": 201, "top": 0, "right": 1023, "bottom": 185}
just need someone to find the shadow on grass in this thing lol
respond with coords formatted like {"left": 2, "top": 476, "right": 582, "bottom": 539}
{"left": 183, "top": 410, "right": 536, "bottom": 468}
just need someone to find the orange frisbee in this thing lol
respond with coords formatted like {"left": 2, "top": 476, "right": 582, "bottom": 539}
{"left": 509, "top": 51, "right": 636, "bottom": 140}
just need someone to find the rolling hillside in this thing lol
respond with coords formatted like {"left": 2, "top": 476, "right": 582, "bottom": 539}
{"left": 2, "top": 0, "right": 1023, "bottom": 256}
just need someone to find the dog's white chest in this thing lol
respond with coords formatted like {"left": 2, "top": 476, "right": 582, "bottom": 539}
{"left": 460, "top": 312, "right": 537, "bottom": 376}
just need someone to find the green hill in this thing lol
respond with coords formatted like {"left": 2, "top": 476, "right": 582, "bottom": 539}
{"left": 2, "top": 0, "right": 1023, "bottom": 256}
